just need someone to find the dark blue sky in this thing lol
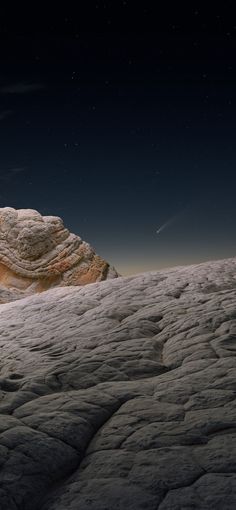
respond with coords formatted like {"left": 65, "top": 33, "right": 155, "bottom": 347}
{"left": 0, "top": 4, "right": 236, "bottom": 274}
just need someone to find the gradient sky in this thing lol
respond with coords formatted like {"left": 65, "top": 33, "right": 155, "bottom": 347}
{"left": 0, "top": 5, "right": 236, "bottom": 275}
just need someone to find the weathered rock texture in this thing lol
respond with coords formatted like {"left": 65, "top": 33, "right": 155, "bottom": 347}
{"left": 0, "top": 207, "right": 118, "bottom": 302}
{"left": 0, "top": 257, "right": 236, "bottom": 509}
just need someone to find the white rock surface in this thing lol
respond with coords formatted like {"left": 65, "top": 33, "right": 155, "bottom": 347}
{"left": 0, "top": 257, "right": 236, "bottom": 509}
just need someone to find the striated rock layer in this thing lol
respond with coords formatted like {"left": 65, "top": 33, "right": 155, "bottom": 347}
{"left": 0, "top": 207, "right": 118, "bottom": 301}
{"left": 0, "top": 257, "right": 236, "bottom": 508}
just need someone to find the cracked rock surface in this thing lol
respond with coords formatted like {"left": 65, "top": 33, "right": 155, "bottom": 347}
{"left": 0, "top": 257, "right": 236, "bottom": 508}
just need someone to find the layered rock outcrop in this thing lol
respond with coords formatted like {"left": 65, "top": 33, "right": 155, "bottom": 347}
{"left": 0, "top": 207, "right": 118, "bottom": 301}
{"left": 0, "top": 257, "right": 236, "bottom": 508}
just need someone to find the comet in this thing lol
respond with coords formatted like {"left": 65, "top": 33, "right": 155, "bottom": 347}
{"left": 156, "top": 214, "right": 179, "bottom": 235}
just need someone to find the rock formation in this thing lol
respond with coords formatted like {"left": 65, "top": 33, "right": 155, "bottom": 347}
{"left": 0, "top": 207, "right": 118, "bottom": 302}
{"left": 0, "top": 257, "right": 236, "bottom": 508}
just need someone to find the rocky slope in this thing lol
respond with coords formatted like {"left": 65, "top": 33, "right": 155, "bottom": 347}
{"left": 0, "top": 207, "right": 118, "bottom": 302}
{"left": 0, "top": 257, "right": 236, "bottom": 509}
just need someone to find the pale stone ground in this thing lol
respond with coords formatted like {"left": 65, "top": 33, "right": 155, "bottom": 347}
{"left": 0, "top": 257, "right": 236, "bottom": 509}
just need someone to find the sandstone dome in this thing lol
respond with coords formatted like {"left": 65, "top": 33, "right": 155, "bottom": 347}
{"left": 0, "top": 207, "right": 118, "bottom": 301}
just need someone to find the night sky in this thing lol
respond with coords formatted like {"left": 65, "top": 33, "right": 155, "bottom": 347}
{"left": 0, "top": 4, "right": 236, "bottom": 275}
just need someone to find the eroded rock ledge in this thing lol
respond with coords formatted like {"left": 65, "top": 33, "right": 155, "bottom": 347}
{"left": 0, "top": 207, "right": 118, "bottom": 302}
{"left": 0, "top": 257, "right": 236, "bottom": 508}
